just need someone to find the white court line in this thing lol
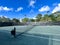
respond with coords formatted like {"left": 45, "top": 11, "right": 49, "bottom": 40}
{"left": 22, "top": 34, "right": 60, "bottom": 42}
{"left": 29, "top": 32, "right": 60, "bottom": 36}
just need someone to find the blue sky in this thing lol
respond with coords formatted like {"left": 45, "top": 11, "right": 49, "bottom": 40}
{"left": 0, "top": 0, "right": 60, "bottom": 19}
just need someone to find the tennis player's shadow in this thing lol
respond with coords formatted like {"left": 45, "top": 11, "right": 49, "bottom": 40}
{"left": 16, "top": 26, "right": 35, "bottom": 37}
{"left": 16, "top": 30, "right": 29, "bottom": 37}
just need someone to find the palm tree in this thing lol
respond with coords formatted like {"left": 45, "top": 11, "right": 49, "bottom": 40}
{"left": 49, "top": 14, "right": 56, "bottom": 22}
{"left": 44, "top": 14, "right": 49, "bottom": 21}
{"left": 36, "top": 14, "right": 42, "bottom": 22}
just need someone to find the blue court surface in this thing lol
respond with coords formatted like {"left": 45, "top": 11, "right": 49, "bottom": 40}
{"left": 0, "top": 25, "right": 60, "bottom": 45}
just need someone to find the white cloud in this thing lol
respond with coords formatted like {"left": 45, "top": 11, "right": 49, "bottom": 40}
{"left": 52, "top": 3, "right": 60, "bottom": 13}
{"left": 39, "top": 6, "right": 50, "bottom": 12}
{"left": 0, "top": 6, "right": 13, "bottom": 11}
{"left": 0, "top": 15, "right": 3, "bottom": 18}
{"left": 29, "top": 0, "right": 35, "bottom": 8}
{"left": 0, "top": 15, "right": 8, "bottom": 18}
{"left": 16, "top": 7, "right": 23, "bottom": 12}
{"left": 19, "top": 19, "right": 22, "bottom": 22}
{"left": 33, "top": 17, "right": 36, "bottom": 19}
{"left": 4, "top": 16, "right": 8, "bottom": 18}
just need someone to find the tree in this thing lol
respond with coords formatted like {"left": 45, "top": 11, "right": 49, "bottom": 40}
{"left": 43, "top": 14, "right": 49, "bottom": 21}
{"left": 54, "top": 12, "right": 60, "bottom": 21}
{"left": 49, "top": 14, "right": 56, "bottom": 22}
{"left": 12, "top": 18, "right": 20, "bottom": 23}
{"left": 0, "top": 17, "right": 2, "bottom": 22}
{"left": 36, "top": 14, "right": 42, "bottom": 22}
{"left": 1, "top": 16, "right": 11, "bottom": 22}
{"left": 22, "top": 18, "right": 29, "bottom": 23}
{"left": 30, "top": 19, "right": 35, "bottom": 22}
{"left": 56, "top": 15, "right": 60, "bottom": 21}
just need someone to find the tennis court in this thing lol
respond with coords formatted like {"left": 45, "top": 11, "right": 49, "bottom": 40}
{"left": 0, "top": 25, "right": 60, "bottom": 45}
